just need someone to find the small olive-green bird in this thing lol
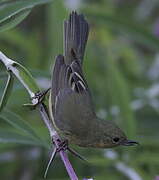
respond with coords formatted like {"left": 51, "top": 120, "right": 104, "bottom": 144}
{"left": 50, "top": 11, "right": 138, "bottom": 149}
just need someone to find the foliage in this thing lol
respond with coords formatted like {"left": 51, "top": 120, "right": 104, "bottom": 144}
{"left": 0, "top": 0, "right": 159, "bottom": 179}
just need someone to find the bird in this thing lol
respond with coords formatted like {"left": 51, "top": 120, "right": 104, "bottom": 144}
{"left": 49, "top": 11, "right": 138, "bottom": 150}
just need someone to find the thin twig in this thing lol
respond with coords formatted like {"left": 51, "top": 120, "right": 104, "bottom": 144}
{"left": 38, "top": 103, "right": 56, "bottom": 137}
{"left": 38, "top": 103, "right": 78, "bottom": 180}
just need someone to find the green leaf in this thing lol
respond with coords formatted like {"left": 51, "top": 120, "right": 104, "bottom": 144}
{"left": 0, "top": 71, "right": 14, "bottom": 112}
{"left": 135, "top": 152, "right": 159, "bottom": 164}
{"left": 0, "top": 52, "right": 40, "bottom": 96}
{"left": 0, "top": 110, "right": 41, "bottom": 141}
{"left": 0, "top": 0, "right": 53, "bottom": 32}
{"left": 46, "top": 0, "right": 67, "bottom": 63}
{"left": 0, "top": 128, "right": 46, "bottom": 146}
{"left": 12, "top": 61, "right": 40, "bottom": 95}
{"left": 0, "top": 9, "right": 31, "bottom": 33}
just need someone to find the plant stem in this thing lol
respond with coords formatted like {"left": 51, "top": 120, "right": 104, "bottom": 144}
{"left": 38, "top": 103, "right": 78, "bottom": 180}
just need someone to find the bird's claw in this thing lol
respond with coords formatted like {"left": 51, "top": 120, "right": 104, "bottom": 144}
{"left": 55, "top": 139, "right": 88, "bottom": 162}
{"left": 56, "top": 139, "right": 68, "bottom": 152}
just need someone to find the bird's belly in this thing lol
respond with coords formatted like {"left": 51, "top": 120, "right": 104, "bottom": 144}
{"left": 53, "top": 122, "right": 92, "bottom": 147}
{"left": 62, "top": 132, "right": 92, "bottom": 147}
{"left": 53, "top": 108, "right": 95, "bottom": 147}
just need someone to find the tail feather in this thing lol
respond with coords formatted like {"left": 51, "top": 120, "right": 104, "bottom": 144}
{"left": 64, "top": 11, "right": 89, "bottom": 64}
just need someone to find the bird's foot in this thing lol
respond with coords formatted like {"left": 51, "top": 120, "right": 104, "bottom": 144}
{"left": 56, "top": 139, "right": 88, "bottom": 162}
{"left": 56, "top": 139, "right": 68, "bottom": 152}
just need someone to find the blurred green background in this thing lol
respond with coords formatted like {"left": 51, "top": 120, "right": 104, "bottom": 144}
{"left": 0, "top": 0, "right": 159, "bottom": 179}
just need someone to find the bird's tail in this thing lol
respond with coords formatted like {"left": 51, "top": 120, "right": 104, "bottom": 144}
{"left": 64, "top": 11, "right": 89, "bottom": 65}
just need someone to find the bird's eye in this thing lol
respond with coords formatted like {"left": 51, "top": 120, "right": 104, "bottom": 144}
{"left": 113, "top": 137, "right": 120, "bottom": 143}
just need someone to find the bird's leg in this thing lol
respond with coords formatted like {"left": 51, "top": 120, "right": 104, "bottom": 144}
{"left": 56, "top": 139, "right": 69, "bottom": 152}
{"left": 56, "top": 139, "right": 88, "bottom": 162}
{"left": 67, "top": 147, "right": 88, "bottom": 162}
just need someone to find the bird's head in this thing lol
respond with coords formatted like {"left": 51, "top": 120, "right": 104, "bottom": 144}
{"left": 94, "top": 119, "right": 139, "bottom": 148}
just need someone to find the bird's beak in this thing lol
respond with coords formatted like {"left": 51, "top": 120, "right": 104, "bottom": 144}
{"left": 121, "top": 139, "right": 139, "bottom": 146}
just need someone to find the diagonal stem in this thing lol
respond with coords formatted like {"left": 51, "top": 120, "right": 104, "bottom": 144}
{"left": 38, "top": 103, "right": 78, "bottom": 180}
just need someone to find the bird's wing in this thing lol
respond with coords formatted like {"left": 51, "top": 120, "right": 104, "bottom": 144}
{"left": 51, "top": 55, "right": 96, "bottom": 136}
